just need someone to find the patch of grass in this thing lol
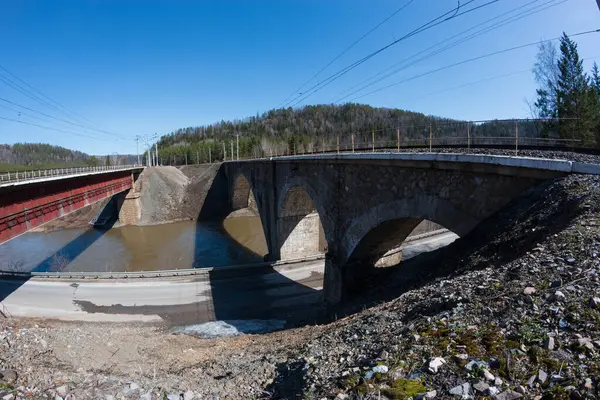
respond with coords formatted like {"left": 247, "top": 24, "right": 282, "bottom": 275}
{"left": 527, "top": 346, "right": 561, "bottom": 373}
{"left": 541, "top": 385, "right": 570, "bottom": 400}
{"left": 481, "top": 325, "right": 503, "bottom": 356}
{"left": 340, "top": 375, "right": 360, "bottom": 389}
{"left": 381, "top": 378, "right": 427, "bottom": 400}
{"left": 0, "top": 383, "right": 13, "bottom": 390}
{"left": 455, "top": 330, "right": 480, "bottom": 356}
{"left": 517, "top": 318, "right": 545, "bottom": 345}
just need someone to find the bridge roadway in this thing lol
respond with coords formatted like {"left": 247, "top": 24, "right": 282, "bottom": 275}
{"left": 0, "top": 231, "right": 457, "bottom": 325}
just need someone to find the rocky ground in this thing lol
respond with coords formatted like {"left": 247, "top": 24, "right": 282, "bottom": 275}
{"left": 1, "top": 172, "right": 600, "bottom": 399}
{"left": 392, "top": 147, "right": 600, "bottom": 164}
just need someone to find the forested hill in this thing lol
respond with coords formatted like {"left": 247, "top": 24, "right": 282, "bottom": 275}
{"left": 159, "top": 104, "right": 447, "bottom": 147}
{"left": 156, "top": 104, "right": 460, "bottom": 163}
{"left": 154, "top": 103, "right": 545, "bottom": 164}
{"left": 0, "top": 143, "right": 138, "bottom": 171}
{"left": 0, "top": 143, "right": 92, "bottom": 167}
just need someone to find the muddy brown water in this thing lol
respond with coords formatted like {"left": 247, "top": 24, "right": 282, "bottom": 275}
{"left": 0, "top": 217, "right": 268, "bottom": 273}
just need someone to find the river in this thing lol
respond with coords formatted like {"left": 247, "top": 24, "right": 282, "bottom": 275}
{"left": 0, "top": 216, "right": 268, "bottom": 273}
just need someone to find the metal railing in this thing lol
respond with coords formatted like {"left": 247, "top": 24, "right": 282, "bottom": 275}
{"left": 0, "top": 164, "right": 142, "bottom": 184}
{"left": 160, "top": 118, "right": 588, "bottom": 165}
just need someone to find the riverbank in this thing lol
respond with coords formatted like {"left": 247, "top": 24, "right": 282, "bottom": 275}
{"left": 0, "top": 174, "right": 599, "bottom": 399}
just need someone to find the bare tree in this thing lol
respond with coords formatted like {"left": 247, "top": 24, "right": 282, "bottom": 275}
{"left": 533, "top": 40, "right": 560, "bottom": 115}
{"left": 3, "top": 259, "right": 27, "bottom": 273}
{"left": 49, "top": 253, "right": 70, "bottom": 272}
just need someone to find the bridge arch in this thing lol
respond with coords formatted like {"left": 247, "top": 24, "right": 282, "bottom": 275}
{"left": 277, "top": 180, "right": 329, "bottom": 261}
{"left": 338, "top": 195, "right": 477, "bottom": 293}
{"left": 230, "top": 173, "right": 258, "bottom": 213}
{"left": 340, "top": 195, "right": 476, "bottom": 265}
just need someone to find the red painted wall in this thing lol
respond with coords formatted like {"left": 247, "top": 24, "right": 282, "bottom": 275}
{"left": 0, "top": 172, "right": 133, "bottom": 244}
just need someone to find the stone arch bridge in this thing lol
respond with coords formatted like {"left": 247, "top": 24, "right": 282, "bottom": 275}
{"left": 204, "top": 153, "right": 593, "bottom": 304}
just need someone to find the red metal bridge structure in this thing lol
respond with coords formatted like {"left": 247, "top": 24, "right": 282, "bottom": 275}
{"left": 0, "top": 166, "right": 144, "bottom": 244}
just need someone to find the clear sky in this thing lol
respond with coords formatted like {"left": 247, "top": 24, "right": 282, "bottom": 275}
{"left": 0, "top": 0, "right": 598, "bottom": 155}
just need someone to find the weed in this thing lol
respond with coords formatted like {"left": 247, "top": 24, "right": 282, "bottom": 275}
{"left": 381, "top": 378, "right": 427, "bottom": 400}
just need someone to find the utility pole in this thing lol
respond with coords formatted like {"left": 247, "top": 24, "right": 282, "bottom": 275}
{"left": 135, "top": 136, "right": 140, "bottom": 165}
{"left": 429, "top": 124, "right": 433, "bottom": 152}
{"left": 515, "top": 119, "right": 519, "bottom": 156}
{"left": 372, "top": 131, "right": 375, "bottom": 152}
{"left": 223, "top": 142, "right": 226, "bottom": 161}
{"left": 155, "top": 143, "right": 159, "bottom": 166}
{"left": 209, "top": 147, "right": 212, "bottom": 163}
{"left": 231, "top": 141, "right": 234, "bottom": 161}
{"left": 236, "top": 134, "right": 239, "bottom": 160}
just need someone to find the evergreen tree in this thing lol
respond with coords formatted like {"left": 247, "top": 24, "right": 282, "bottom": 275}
{"left": 591, "top": 62, "right": 600, "bottom": 139}
{"left": 105, "top": 155, "right": 111, "bottom": 167}
{"left": 556, "top": 33, "right": 594, "bottom": 144}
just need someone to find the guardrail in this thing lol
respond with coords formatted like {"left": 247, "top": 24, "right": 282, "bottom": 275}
{"left": 0, "top": 253, "right": 326, "bottom": 280}
{"left": 0, "top": 164, "right": 143, "bottom": 184}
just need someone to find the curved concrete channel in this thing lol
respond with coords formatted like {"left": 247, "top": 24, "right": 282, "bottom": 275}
{"left": 0, "top": 231, "right": 457, "bottom": 325}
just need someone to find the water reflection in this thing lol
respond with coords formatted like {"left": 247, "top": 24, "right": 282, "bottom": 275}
{"left": 0, "top": 216, "right": 268, "bottom": 273}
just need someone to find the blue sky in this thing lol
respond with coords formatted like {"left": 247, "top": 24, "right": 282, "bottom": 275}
{"left": 0, "top": 0, "right": 598, "bottom": 155}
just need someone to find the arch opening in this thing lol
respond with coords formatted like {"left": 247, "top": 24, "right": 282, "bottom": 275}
{"left": 343, "top": 217, "right": 458, "bottom": 295}
{"left": 278, "top": 187, "right": 327, "bottom": 260}
{"left": 223, "top": 174, "right": 267, "bottom": 258}
{"left": 230, "top": 174, "right": 258, "bottom": 215}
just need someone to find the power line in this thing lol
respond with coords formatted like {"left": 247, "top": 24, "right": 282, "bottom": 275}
{"left": 284, "top": 0, "right": 501, "bottom": 108}
{"left": 277, "top": 0, "right": 416, "bottom": 108}
{"left": 0, "top": 64, "right": 132, "bottom": 139}
{"left": 0, "top": 96, "right": 127, "bottom": 139}
{"left": 282, "top": 0, "right": 478, "bottom": 108}
{"left": 345, "top": 28, "right": 600, "bottom": 102}
{"left": 412, "top": 54, "right": 600, "bottom": 101}
{"left": 332, "top": 0, "right": 554, "bottom": 102}
{"left": 416, "top": 68, "right": 533, "bottom": 100}
{"left": 0, "top": 115, "right": 113, "bottom": 141}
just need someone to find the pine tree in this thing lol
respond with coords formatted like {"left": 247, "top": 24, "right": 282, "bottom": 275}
{"left": 591, "top": 62, "right": 600, "bottom": 140}
{"left": 556, "top": 33, "right": 594, "bottom": 145}
{"left": 592, "top": 62, "right": 600, "bottom": 92}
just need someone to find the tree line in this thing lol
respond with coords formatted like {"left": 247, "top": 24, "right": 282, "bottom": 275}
{"left": 0, "top": 143, "right": 140, "bottom": 171}
{"left": 533, "top": 33, "right": 600, "bottom": 145}
{"left": 0, "top": 143, "right": 98, "bottom": 171}
{"left": 152, "top": 105, "right": 560, "bottom": 165}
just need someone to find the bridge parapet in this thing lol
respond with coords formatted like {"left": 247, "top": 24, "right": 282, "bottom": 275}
{"left": 0, "top": 165, "right": 143, "bottom": 187}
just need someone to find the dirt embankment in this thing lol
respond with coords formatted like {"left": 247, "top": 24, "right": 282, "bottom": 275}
{"left": 134, "top": 164, "right": 223, "bottom": 225}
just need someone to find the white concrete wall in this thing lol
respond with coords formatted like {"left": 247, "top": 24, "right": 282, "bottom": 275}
{"left": 280, "top": 212, "right": 323, "bottom": 260}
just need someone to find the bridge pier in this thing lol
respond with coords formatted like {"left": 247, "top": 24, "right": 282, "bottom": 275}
{"left": 118, "top": 190, "right": 141, "bottom": 225}
{"left": 323, "top": 253, "right": 343, "bottom": 305}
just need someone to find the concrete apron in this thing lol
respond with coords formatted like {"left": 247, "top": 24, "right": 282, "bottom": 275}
{"left": 0, "top": 259, "right": 325, "bottom": 326}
